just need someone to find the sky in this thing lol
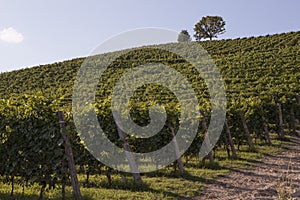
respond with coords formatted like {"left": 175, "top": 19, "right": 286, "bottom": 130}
{"left": 0, "top": 0, "right": 299, "bottom": 72}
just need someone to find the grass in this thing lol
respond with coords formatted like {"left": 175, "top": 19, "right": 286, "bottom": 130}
{"left": 0, "top": 134, "right": 293, "bottom": 200}
{"left": 277, "top": 164, "right": 294, "bottom": 200}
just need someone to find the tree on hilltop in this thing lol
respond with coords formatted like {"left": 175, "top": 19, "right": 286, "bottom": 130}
{"left": 194, "top": 16, "right": 225, "bottom": 41}
{"left": 177, "top": 30, "right": 191, "bottom": 42}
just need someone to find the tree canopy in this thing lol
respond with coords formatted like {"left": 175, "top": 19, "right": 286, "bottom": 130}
{"left": 194, "top": 16, "right": 225, "bottom": 41}
{"left": 177, "top": 30, "right": 191, "bottom": 42}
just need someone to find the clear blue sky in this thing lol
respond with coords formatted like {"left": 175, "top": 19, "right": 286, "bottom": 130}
{"left": 1, "top": 0, "right": 299, "bottom": 72}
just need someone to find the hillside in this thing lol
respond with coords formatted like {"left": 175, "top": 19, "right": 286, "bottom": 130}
{"left": 0, "top": 31, "right": 299, "bottom": 199}
{"left": 0, "top": 31, "right": 299, "bottom": 101}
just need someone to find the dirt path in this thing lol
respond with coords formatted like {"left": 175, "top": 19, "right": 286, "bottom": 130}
{"left": 193, "top": 136, "right": 300, "bottom": 200}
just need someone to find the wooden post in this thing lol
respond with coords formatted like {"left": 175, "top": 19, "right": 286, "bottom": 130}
{"left": 121, "top": 174, "right": 127, "bottom": 184}
{"left": 105, "top": 168, "right": 112, "bottom": 186}
{"left": 296, "top": 94, "right": 300, "bottom": 104}
{"left": 277, "top": 103, "right": 285, "bottom": 138}
{"left": 61, "top": 176, "right": 66, "bottom": 200}
{"left": 239, "top": 112, "right": 255, "bottom": 151}
{"left": 225, "top": 120, "right": 237, "bottom": 158}
{"left": 290, "top": 105, "right": 296, "bottom": 135}
{"left": 200, "top": 111, "right": 214, "bottom": 164}
{"left": 61, "top": 160, "right": 67, "bottom": 200}
{"left": 116, "top": 126, "right": 143, "bottom": 184}
{"left": 223, "top": 132, "right": 231, "bottom": 158}
{"left": 58, "top": 111, "right": 82, "bottom": 200}
{"left": 262, "top": 120, "right": 272, "bottom": 145}
{"left": 168, "top": 122, "right": 184, "bottom": 174}
{"left": 10, "top": 176, "right": 14, "bottom": 197}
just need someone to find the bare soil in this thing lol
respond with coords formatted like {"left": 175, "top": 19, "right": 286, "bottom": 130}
{"left": 193, "top": 136, "right": 300, "bottom": 200}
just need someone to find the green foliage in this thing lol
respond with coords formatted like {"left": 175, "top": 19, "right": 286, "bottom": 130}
{"left": 0, "top": 135, "right": 291, "bottom": 199}
{"left": 177, "top": 30, "right": 191, "bottom": 42}
{"left": 194, "top": 16, "right": 225, "bottom": 41}
{"left": 0, "top": 95, "right": 66, "bottom": 194}
{"left": 0, "top": 31, "right": 299, "bottom": 198}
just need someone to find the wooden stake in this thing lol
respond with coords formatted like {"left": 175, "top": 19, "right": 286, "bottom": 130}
{"left": 58, "top": 111, "right": 82, "bottom": 200}
{"left": 116, "top": 125, "right": 143, "bottom": 184}
{"left": 225, "top": 120, "right": 237, "bottom": 158}
{"left": 290, "top": 105, "right": 296, "bottom": 135}
{"left": 168, "top": 122, "right": 184, "bottom": 173}
{"left": 200, "top": 111, "right": 214, "bottom": 164}
{"left": 277, "top": 103, "right": 285, "bottom": 138}
{"left": 263, "top": 120, "right": 272, "bottom": 145}
{"left": 239, "top": 112, "right": 255, "bottom": 151}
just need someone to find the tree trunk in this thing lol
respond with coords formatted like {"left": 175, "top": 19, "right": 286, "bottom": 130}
{"left": 85, "top": 168, "right": 90, "bottom": 187}
{"left": 223, "top": 135, "right": 231, "bottom": 158}
{"left": 296, "top": 94, "right": 300, "bottom": 121}
{"left": 10, "top": 176, "right": 14, "bottom": 197}
{"left": 58, "top": 111, "right": 82, "bottom": 200}
{"left": 106, "top": 168, "right": 112, "bottom": 187}
{"left": 39, "top": 187, "right": 43, "bottom": 200}
{"left": 239, "top": 112, "right": 255, "bottom": 151}
{"left": 263, "top": 120, "right": 272, "bottom": 145}
{"left": 296, "top": 94, "right": 300, "bottom": 104}
{"left": 121, "top": 175, "right": 127, "bottom": 184}
{"left": 79, "top": 164, "right": 85, "bottom": 173}
{"left": 39, "top": 182, "right": 46, "bottom": 200}
{"left": 22, "top": 184, "right": 25, "bottom": 198}
{"left": 168, "top": 122, "right": 184, "bottom": 174}
{"left": 208, "top": 151, "right": 214, "bottom": 164}
{"left": 290, "top": 105, "right": 296, "bottom": 135}
{"left": 116, "top": 126, "right": 143, "bottom": 184}
{"left": 61, "top": 158, "right": 67, "bottom": 200}
{"left": 277, "top": 103, "right": 285, "bottom": 138}
{"left": 222, "top": 126, "right": 230, "bottom": 158}
{"left": 225, "top": 120, "right": 237, "bottom": 158}
{"left": 202, "top": 152, "right": 214, "bottom": 165}
{"left": 62, "top": 176, "right": 66, "bottom": 200}
{"left": 173, "top": 161, "right": 177, "bottom": 172}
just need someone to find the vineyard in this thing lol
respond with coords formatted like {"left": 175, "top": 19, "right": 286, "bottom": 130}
{"left": 0, "top": 31, "right": 299, "bottom": 199}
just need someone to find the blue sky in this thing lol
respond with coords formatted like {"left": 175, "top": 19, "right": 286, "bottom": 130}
{"left": 0, "top": 0, "right": 299, "bottom": 72}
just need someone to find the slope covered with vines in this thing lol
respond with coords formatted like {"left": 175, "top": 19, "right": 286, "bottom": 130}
{"left": 0, "top": 31, "right": 299, "bottom": 198}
